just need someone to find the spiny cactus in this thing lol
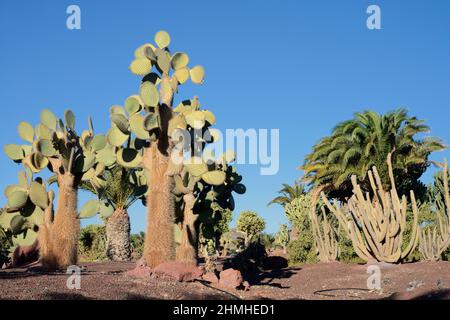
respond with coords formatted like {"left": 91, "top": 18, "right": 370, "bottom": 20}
{"left": 1, "top": 170, "right": 51, "bottom": 252}
{"left": 109, "top": 30, "right": 244, "bottom": 267}
{"left": 4, "top": 109, "right": 107, "bottom": 269}
{"left": 309, "top": 188, "right": 338, "bottom": 262}
{"left": 321, "top": 153, "right": 419, "bottom": 263}
{"left": 419, "top": 160, "right": 450, "bottom": 261}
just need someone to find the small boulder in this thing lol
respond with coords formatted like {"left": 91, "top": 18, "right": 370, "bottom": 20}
{"left": 242, "top": 281, "right": 251, "bottom": 291}
{"left": 219, "top": 268, "right": 243, "bottom": 289}
{"left": 153, "top": 261, "right": 204, "bottom": 282}
{"left": 124, "top": 257, "right": 152, "bottom": 278}
{"left": 202, "top": 271, "right": 219, "bottom": 284}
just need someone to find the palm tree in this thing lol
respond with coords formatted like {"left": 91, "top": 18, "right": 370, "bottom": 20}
{"left": 302, "top": 108, "right": 446, "bottom": 201}
{"left": 268, "top": 181, "right": 307, "bottom": 207}
{"left": 81, "top": 166, "right": 147, "bottom": 261}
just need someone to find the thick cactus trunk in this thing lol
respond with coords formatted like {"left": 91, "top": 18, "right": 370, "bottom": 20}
{"left": 106, "top": 208, "right": 131, "bottom": 261}
{"left": 143, "top": 74, "right": 176, "bottom": 268}
{"left": 176, "top": 193, "right": 198, "bottom": 265}
{"left": 40, "top": 174, "right": 79, "bottom": 270}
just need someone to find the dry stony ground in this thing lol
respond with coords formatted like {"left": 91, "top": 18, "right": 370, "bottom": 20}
{"left": 0, "top": 261, "right": 449, "bottom": 300}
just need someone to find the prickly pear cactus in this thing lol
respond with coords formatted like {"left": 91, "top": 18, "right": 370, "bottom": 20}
{"left": 108, "top": 30, "right": 245, "bottom": 267}
{"left": 3, "top": 109, "right": 109, "bottom": 269}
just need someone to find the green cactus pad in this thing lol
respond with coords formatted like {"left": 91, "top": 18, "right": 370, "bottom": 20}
{"left": 79, "top": 199, "right": 100, "bottom": 219}
{"left": 154, "top": 30, "right": 171, "bottom": 49}
{"left": 184, "top": 157, "right": 208, "bottom": 177}
{"left": 4, "top": 144, "right": 25, "bottom": 161}
{"left": 40, "top": 109, "right": 57, "bottom": 130}
{"left": 125, "top": 95, "right": 143, "bottom": 115}
{"left": 37, "top": 139, "right": 58, "bottom": 157}
{"left": 203, "top": 110, "right": 216, "bottom": 125}
{"left": 107, "top": 126, "right": 130, "bottom": 147}
{"left": 190, "top": 65, "right": 205, "bottom": 84}
{"left": 30, "top": 152, "right": 49, "bottom": 172}
{"left": 99, "top": 202, "right": 114, "bottom": 219}
{"left": 7, "top": 190, "right": 29, "bottom": 209}
{"left": 96, "top": 147, "right": 117, "bottom": 167}
{"left": 168, "top": 115, "right": 187, "bottom": 136}
{"left": 134, "top": 43, "right": 156, "bottom": 59}
{"left": 140, "top": 81, "right": 159, "bottom": 107}
{"left": 129, "top": 114, "right": 150, "bottom": 140}
{"left": 74, "top": 151, "right": 96, "bottom": 173}
{"left": 5, "top": 185, "right": 26, "bottom": 199}
{"left": 110, "top": 114, "right": 130, "bottom": 134}
{"left": 171, "top": 52, "right": 189, "bottom": 70}
{"left": 201, "top": 170, "right": 226, "bottom": 186}
{"left": 185, "top": 110, "right": 206, "bottom": 129}
{"left": 10, "top": 215, "right": 27, "bottom": 234}
{"left": 91, "top": 135, "right": 107, "bottom": 152}
{"left": 130, "top": 58, "right": 152, "bottom": 76}
{"left": 116, "top": 148, "right": 142, "bottom": 168}
{"left": 12, "top": 229, "right": 38, "bottom": 247}
{"left": 18, "top": 121, "right": 35, "bottom": 143}
{"left": 233, "top": 183, "right": 246, "bottom": 194}
{"left": 35, "top": 123, "right": 53, "bottom": 140}
{"left": 143, "top": 113, "right": 159, "bottom": 132}
{"left": 18, "top": 170, "right": 29, "bottom": 188}
{"left": 64, "top": 109, "right": 76, "bottom": 131}
{"left": 174, "top": 67, "right": 190, "bottom": 84}
{"left": 29, "top": 181, "right": 49, "bottom": 209}
{"left": 155, "top": 48, "right": 171, "bottom": 74}
{"left": 110, "top": 105, "right": 127, "bottom": 116}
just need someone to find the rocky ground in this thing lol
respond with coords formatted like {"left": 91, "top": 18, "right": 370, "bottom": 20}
{"left": 0, "top": 260, "right": 449, "bottom": 300}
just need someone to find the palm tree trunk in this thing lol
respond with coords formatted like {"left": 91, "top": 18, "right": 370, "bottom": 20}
{"left": 106, "top": 208, "right": 131, "bottom": 261}
{"left": 176, "top": 193, "right": 198, "bottom": 265}
{"left": 40, "top": 174, "right": 79, "bottom": 269}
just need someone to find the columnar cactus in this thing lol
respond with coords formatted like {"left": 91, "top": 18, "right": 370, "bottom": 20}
{"left": 309, "top": 188, "right": 338, "bottom": 262}
{"left": 419, "top": 160, "right": 450, "bottom": 261}
{"left": 4, "top": 109, "right": 107, "bottom": 269}
{"left": 321, "top": 153, "right": 419, "bottom": 263}
{"left": 107, "top": 30, "right": 244, "bottom": 267}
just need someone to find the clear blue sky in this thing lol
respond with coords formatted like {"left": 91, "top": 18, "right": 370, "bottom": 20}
{"left": 1, "top": 0, "right": 449, "bottom": 234}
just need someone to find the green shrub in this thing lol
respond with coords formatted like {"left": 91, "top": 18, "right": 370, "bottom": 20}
{"left": 130, "top": 231, "right": 145, "bottom": 260}
{"left": 78, "top": 225, "right": 107, "bottom": 262}
{"left": 287, "top": 232, "right": 317, "bottom": 264}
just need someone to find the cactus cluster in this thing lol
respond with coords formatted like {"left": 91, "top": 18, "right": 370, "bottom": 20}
{"left": 113, "top": 30, "right": 244, "bottom": 267}
{"left": 322, "top": 153, "right": 419, "bottom": 263}
{"left": 3, "top": 108, "right": 109, "bottom": 269}
{"left": 309, "top": 188, "right": 338, "bottom": 262}
{"left": 1, "top": 170, "right": 53, "bottom": 247}
{"left": 419, "top": 160, "right": 450, "bottom": 261}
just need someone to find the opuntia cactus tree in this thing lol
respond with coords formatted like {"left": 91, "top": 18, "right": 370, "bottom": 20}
{"left": 107, "top": 30, "right": 245, "bottom": 267}
{"left": 4, "top": 109, "right": 107, "bottom": 269}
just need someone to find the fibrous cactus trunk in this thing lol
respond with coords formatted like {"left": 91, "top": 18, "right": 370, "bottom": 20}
{"left": 143, "top": 75, "right": 176, "bottom": 268}
{"left": 176, "top": 193, "right": 199, "bottom": 265}
{"left": 39, "top": 173, "right": 79, "bottom": 269}
{"left": 322, "top": 153, "right": 419, "bottom": 263}
{"left": 106, "top": 208, "right": 131, "bottom": 261}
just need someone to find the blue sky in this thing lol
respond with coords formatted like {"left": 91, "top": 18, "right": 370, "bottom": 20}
{"left": 1, "top": 0, "right": 449, "bottom": 234}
